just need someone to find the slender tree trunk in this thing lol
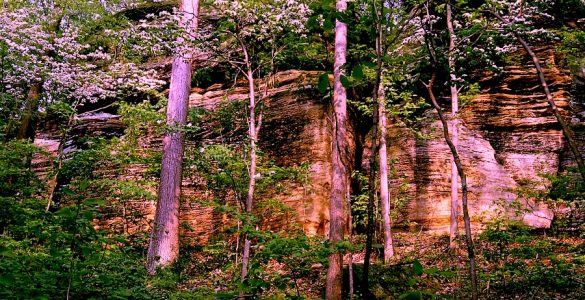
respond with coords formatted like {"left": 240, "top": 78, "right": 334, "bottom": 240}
{"left": 146, "top": 0, "right": 198, "bottom": 275}
{"left": 490, "top": 11, "right": 585, "bottom": 179}
{"left": 378, "top": 82, "right": 394, "bottom": 263}
{"left": 326, "top": 0, "right": 348, "bottom": 298}
{"left": 17, "top": 84, "right": 42, "bottom": 141}
{"left": 372, "top": 0, "right": 394, "bottom": 264}
{"left": 346, "top": 189, "right": 354, "bottom": 300}
{"left": 240, "top": 63, "right": 257, "bottom": 287}
{"left": 426, "top": 70, "right": 478, "bottom": 300}
{"left": 46, "top": 100, "right": 80, "bottom": 212}
{"left": 362, "top": 32, "right": 382, "bottom": 299}
{"left": 446, "top": 1, "right": 459, "bottom": 249}
{"left": 362, "top": 102, "right": 377, "bottom": 297}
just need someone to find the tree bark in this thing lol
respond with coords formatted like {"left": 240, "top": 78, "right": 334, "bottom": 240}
{"left": 326, "top": 0, "right": 348, "bottom": 298}
{"left": 240, "top": 61, "right": 257, "bottom": 287}
{"left": 16, "top": 16, "right": 61, "bottom": 142}
{"left": 146, "top": 0, "right": 198, "bottom": 275}
{"left": 373, "top": 0, "right": 395, "bottom": 264}
{"left": 17, "top": 84, "right": 42, "bottom": 141}
{"left": 446, "top": 1, "right": 459, "bottom": 249}
{"left": 490, "top": 10, "right": 585, "bottom": 179}
{"left": 363, "top": 5, "right": 384, "bottom": 290}
{"left": 378, "top": 82, "right": 394, "bottom": 263}
{"left": 46, "top": 100, "right": 81, "bottom": 212}
{"left": 346, "top": 189, "right": 354, "bottom": 300}
{"left": 362, "top": 79, "right": 378, "bottom": 297}
{"left": 426, "top": 70, "right": 478, "bottom": 300}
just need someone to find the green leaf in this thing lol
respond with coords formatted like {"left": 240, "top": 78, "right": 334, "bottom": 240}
{"left": 362, "top": 61, "right": 376, "bottom": 68}
{"left": 56, "top": 207, "right": 76, "bottom": 217}
{"left": 323, "top": 17, "right": 334, "bottom": 31}
{"left": 0, "top": 275, "right": 13, "bottom": 286}
{"left": 399, "top": 291, "right": 423, "bottom": 300}
{"left": 62, "top": 187, "right": 76, "bottom": 196}
{"left": 84, "top": 198, "right": 106, "bottom": 206}
{"left": 318, "top": 73, "right": 330, "bottom": 93}
{"left": 406, "top": 278, "right": 417, "bottom": 287}
{"left": 352, "top": 65, "right": 364, "bottom": 80}
{"left": 82, "top": 246, "right": 92, "bottom": 257}
{"left": 438, "top": 271, "right": 457, "bottom": 278}
{"left": 78, "top": 180, "right": 89, "bottom": 191}
{"left": 413, "top": 259, "right": 423, "bottom": 276}
{"left": 0, "top": 246, "right": 13, "bottom": 257}
{"left": 340, "top": 75, "right": 350, "bottom": 88}
{"left": 307, "top": 16, "right": 317, "bottom": 29}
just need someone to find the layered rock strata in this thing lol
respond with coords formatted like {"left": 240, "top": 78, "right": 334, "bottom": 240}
{"left": 33, "top": 47, "right": 583, "bottom": 240}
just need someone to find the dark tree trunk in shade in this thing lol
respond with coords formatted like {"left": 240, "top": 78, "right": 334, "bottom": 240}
{"left": 17, "top": 84, "right": 42, "bottom": 141}
{"left": 447, "top": 1, "right": 459, "bottom": 249}
{"left": 326, "top": 0, "right": 348, "bottom": 298}
{"left": 346, "top": 190, "right": 354, "bottom": 300}
{"left": 426, "top": 70, "right": 478, "bottom": 300}
{"left": 422, "top": 5, "right": 478, "bottom": 297}
{"left": 146, "top": 0, "right": 199, "bottom": 275}
{"left": 362, "top": 32, "right": 381, "bottom": 298}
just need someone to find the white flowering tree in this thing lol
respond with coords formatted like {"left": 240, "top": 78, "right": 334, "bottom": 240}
{"left": 482, "top": 0, "right": 585, "bottom": 179}
{"left": 0, "top": 2, "right": 166, "bottom": 141}
{"left": 203, "top": 0, "right": 310, "bottom": 290}
{"left": 0, "top": 2, "right": 170, "bottom": 212}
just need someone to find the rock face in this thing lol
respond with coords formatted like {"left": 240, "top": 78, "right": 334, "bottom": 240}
{"left": 33, "top": 48, "right": 583, "bottom": 241}
{"left": 385, "top": 47, "right": 579, "bottom": 231}
{"left": 187, "top": 70, "right": 355, "bottom": 237}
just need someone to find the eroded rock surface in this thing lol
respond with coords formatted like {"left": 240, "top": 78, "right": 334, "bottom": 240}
{"left": 384, "top": 47, "right": 579, "bottom": 232}
{"left": 33, "top": 47, "right": 584, "bottom": 241}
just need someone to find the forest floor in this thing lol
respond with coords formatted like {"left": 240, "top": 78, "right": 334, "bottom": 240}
{"left": 357, "top": 228, "right": 585, "bottom": 300}
{"left": 177, "top": 225, "right": 585, "bottom": 299}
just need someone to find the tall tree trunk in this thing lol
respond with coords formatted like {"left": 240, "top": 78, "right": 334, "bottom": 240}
{"left": 362, "top": 82, "right": 378, "bottom": 297}
{"left": 378, "top": 82, "right": 394, "bottom": 263}
{"left": 146, "top": 0, "right": 198, "bottom": 275}
{"left": 362, "top": 6, "right": 384, "bottom": 290}
{"left": 326, "top": 0, "right": 348, "bottom": 298}
{"left": 46, "top": 100, "right": 81, "bottom": 212}
{"left": 346, "top": 189, "right": 354, "bottom": 300}
{"left": 372, "top": 0, "right": 395, "bottom": 264}
{"left": 17, "top": 84, "right": 42, "bottom": 141}
{"left": 446, "top": 1, "right": 459, "bottom": 249}
{"left": 240, "top": 62, "right": 257, "bottom": 288}
{"left": 490, "top": 11, "right": 585, "bottom": 179}
{"left": 426, "top": 70, "right": 478, "bottom": 300}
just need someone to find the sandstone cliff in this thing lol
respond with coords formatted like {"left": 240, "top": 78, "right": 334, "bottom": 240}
{"left": 32, "top": 47, "right": 583, "bottom": 241}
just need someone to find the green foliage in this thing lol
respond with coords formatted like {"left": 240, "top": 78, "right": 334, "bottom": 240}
{"left": 0, "top": 141, "right": 44, "bottom": 198}
{"left": 45, "top": 102, "right": 76, "bottom": 127}
{"left": 458, "top": 82, "right": 480, "bottom": 107}
{"left": 350, "top": 170, "right": 371, "bottom": 230}
{"left": 478, "top": 225, "right": 585, "bottom": 298}
{"left": 544, "top": 172, "right": 585, "bottom": 202}
{"left": 0, "top": 180, "right": 171, "bottom": 299}
{"left": 118, "top": 99, "right": 165, "bottom": 147}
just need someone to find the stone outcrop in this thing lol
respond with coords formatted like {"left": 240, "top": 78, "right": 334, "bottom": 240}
{"left": 187, "top": 70, "right": 355, "bottom": 237}
{"left": 32, "top": 47, "right": 583, "bottom": 241}
{"left": 384, "top": 47, "right": 581, "bottom": 231}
